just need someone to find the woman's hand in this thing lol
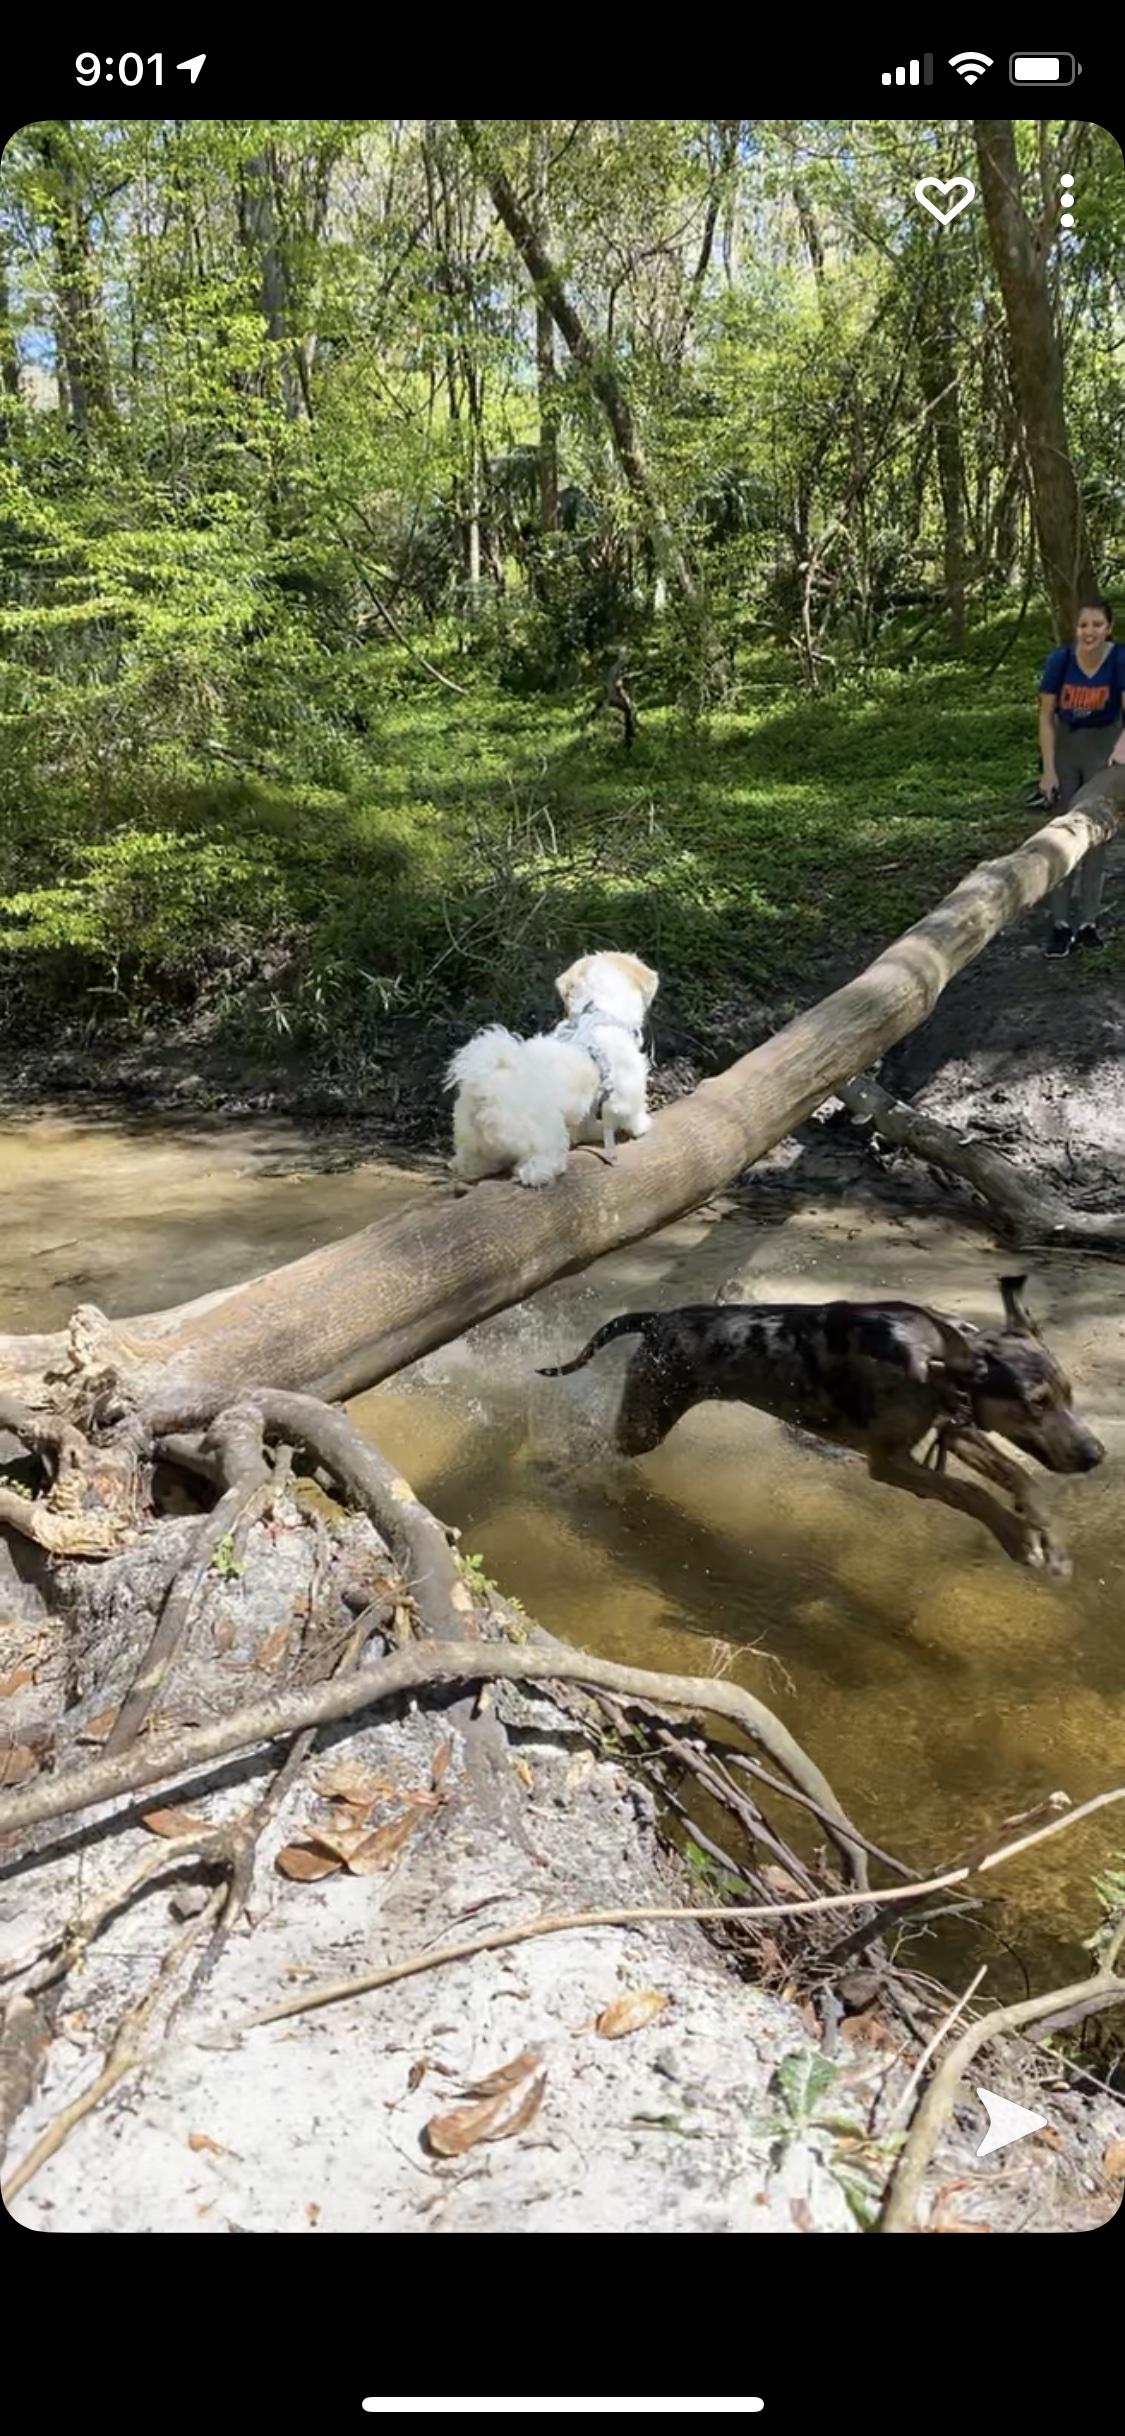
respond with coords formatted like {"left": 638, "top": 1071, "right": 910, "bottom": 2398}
{"left": 1109, "top": 735, "right": 1125, "bottom": 768}
{"left": 1042, "top": 770, "right": 1060, "bottom": 804}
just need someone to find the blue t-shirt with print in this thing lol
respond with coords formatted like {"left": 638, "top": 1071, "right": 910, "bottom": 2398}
{"left": 1040, "top": 641, "right": 1125, "bottom": 729}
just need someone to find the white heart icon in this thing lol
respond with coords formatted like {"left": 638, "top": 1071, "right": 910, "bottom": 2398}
{"left": 914, "top": 176, "right": 976, "bottom": 226}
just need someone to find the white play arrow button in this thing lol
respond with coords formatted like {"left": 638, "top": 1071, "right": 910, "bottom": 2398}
{"left": 975, "top": 2087, "right": 1048, "bottom": 2156}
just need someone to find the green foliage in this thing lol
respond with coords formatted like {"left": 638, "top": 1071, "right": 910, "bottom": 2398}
{"left": 747, "top": 2049, "right": 892, "bottom": 2227}
{"left": 1083, "top": 1853, "right": 1125, "bottom": 1965}
{"left": 0, "top": 827, "right": 284, "bottom": 1006}
{"left": 0, "top": 116, "right": 1120, "bottom": 1062}
{"left": 211, "top": 1533, "right": 245, "bottom": 1582}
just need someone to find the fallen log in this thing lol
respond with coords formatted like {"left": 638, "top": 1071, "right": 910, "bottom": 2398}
{"left": 2, "top": 767, "right": 1123, "bottom": 1419}
{"left": 836, "top": 1073, "right": 1125, "bottom": 1254}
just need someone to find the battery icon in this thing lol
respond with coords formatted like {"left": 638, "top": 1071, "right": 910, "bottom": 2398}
{"left": 1009, "top": 54, "right": 1081, "bottom": 83}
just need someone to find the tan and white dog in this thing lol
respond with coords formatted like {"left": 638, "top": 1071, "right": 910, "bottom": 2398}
{"left": 446, "top": 951, "right": 659, "bottom": 1188}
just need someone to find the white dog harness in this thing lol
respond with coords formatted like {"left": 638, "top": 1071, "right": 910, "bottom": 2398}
{"left": 552, "top": 1007, "right": 644, "bottom": 1157}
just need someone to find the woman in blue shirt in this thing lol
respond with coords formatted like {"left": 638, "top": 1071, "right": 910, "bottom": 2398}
{"left": 1040, "top": 596, "right": 1125, "bottom": 956}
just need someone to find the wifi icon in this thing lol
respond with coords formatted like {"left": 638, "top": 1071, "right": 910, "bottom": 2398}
{"left": 949, "top": 50, "right": 994, "bottom": 84}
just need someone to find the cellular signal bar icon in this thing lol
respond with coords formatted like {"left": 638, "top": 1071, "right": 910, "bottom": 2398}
{"left": 881, "top": 56, "right": 934, "bottom": 85}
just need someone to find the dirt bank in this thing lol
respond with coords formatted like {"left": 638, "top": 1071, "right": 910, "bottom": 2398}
{"left": 3, "top": 1571, "right": 1121, "bottom": 2236}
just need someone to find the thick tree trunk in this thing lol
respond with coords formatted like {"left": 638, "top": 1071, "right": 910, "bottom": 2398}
{"left": 32, "top": 125, "right": 116, "bottom": 439}
{"left": 531, "top": 129, "right": 559, "bottom": 534}
{"left": 3, "top": 769, "right": 1122, "bottom": 1419}
{"left": 975, "top": 121, "right": 1097, "bottom": 636}
{"left": 457, "top": 120, "right": 698, "bottom": 608}
{"left": 239, "top": 148, "right": 307, "bottom": 424}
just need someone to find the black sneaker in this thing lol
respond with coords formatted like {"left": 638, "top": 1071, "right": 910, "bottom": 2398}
{"left": 1074, "top": 923, "right": 1105, "bottom": 951}
{"left": 1045, "top": 923, "right": 1073, "bottom": 958}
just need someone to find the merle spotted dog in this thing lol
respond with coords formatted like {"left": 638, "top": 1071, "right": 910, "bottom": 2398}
{"left": 539, "top": 1276, "right": 1103, "bottom": 1576}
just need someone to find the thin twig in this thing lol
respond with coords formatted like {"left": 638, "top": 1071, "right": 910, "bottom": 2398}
{"left": 878, "top": 1969, "right": 1125, "bottom": 2233}
{"left": 1, "top": 1885, "right": 224, "bottom": 2206}
{"left": 892, "top": 1964, "right": 989, "bottom": 2127}
{"left": 201, "top": 1873, "right": 970, "bottom": 2046}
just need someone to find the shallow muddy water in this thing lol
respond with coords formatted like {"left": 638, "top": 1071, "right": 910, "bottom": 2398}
{"left": 4, "top": 1104, "right": 1124, "bottom": 1987}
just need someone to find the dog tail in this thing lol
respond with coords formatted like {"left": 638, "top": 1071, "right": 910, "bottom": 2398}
{"left": 538, "top": 1312, "right": 658, "bottom": 1377}
{"left": 445, "top": 1024, "right": 525, "bottom": 1093}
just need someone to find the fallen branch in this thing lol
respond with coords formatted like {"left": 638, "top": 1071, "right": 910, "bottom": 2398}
{"left": 200, "top": 1877, "right": 969, "bottom": 2047}
{"left": 5, "top": 770, "right": 1123, "bottom": 1417}
{"left": 200, "top": 1791, "right": 1125, "bottom": 2049}
{"left": 837, "top": 1072, "right": 1125, "bottom": 1253}
{"left": 0, "top": 1638, "right": 869, "bottom": 1889}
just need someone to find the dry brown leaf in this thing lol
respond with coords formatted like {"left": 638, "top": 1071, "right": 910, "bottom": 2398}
{"left": 511, "top": 1756, "right": 534, "bottom": 1790}
{"left": 594, "top": 1989, "right": 670, "bottom": 2040}
{"left": 0, "top": 1744, "right": 38, "bottom": 1787}
{"left": 342, "top": 1809, "right": 422, "bottom": 1874}
{"left": 0, "top": 1666, "right": 34, "bottom": 1698}
{"left": 425, "top": 2065, "right": 546, "bottom": 2158}
{"left": 431, "top": 1736, "right": 454, "bottom": 1789}
{"left": 790, "top": 2197, "right": 815, "bottom": 2231}
{"left": 407, "top": 2058, "right": 431, "bottom": 2093}
{"left": 255, "top": 1625, "right": 291, "bottom": 1669}
{"left": 841, "top": 2014, "right": 898, "bottom": 2051}
{"left": 275, "top": 1843, "right": 342, "bottom": 1882}
{"left": 212, "top": 1616, "right": 237, "bottom": 1653}
{"left": 142, "top": 1806, "right": 212, "bottom": 1839}
{"left": 461, "top": 2047, "right": 543, "bottom": 2099}
{"left": 1102, "top": 2137, "right": 1125, "bottom": 2182}
{"left": 310, "top": 1760, "right": 397, "bottom": 1807}
{"left": 77, "top": 1708, "right": 118, "bottom": 1744}
{"left": 188, "top": 2131, "right": 228, "bottom": 2156}
{"left": 306, "top": 2201, "right": 320, "bottom": 2224}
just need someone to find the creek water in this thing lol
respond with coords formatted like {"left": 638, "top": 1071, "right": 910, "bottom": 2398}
{"left": 4, "top": 1104, "right": 1123, "bottom": 1994}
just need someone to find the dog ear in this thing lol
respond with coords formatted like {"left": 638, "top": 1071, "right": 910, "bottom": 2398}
{"left": 998, "top": 1274, "right": 1040, "bottom": 1338}
{"left": 626, "top": 954, "right": 660, "bottom": 1007}
{"left": 927, "top": 1316, "right": 987, "bottom": 1385}
{"left": 555, "top": 957, "right": 589, "bottom": 1011}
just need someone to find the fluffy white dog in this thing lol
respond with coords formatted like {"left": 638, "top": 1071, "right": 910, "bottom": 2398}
{"left": 446, "top": 951, "right": 659, "bottom": 1188}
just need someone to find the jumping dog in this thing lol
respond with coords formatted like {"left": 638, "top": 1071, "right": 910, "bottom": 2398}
{"left": 539, "top": 1276, "right": 1104, "bottom": 1575}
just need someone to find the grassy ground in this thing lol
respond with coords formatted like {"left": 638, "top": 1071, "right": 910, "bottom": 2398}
{"left": 0, "top": 607, "right": 1067, "bottom": 1103}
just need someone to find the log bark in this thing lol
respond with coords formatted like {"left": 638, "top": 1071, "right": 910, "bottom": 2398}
{"left": 2, "top": 769, "right": 1123, "bottom": 1416}
{"left": 837, "top": 1073, "right": 1125, "bottom": 1254}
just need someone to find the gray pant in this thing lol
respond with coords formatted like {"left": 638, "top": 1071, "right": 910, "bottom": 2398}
{"left": 1047, "top": 720, "right": 1123, "bottom": 926}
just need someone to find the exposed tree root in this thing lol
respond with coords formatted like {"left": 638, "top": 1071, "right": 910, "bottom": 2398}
{"left": 837, "top": 1072, "right": 1125, "bottom": 1254}
{"left": 0, "top": 1637, "right": 870, "bottom": 1889}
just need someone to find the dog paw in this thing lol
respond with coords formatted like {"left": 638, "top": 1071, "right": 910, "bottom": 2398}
{"left": 1020, "top": 1526, "right": 1071, "bottom": 1579}
{"left": 514, "top": 1159, "right": 564, "bottom": 1188}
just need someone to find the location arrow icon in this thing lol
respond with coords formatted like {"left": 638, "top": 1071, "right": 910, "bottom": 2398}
{"left": 177, "top": 55, "right": 207, "bottom": 83}
{"left": 975, "top": 2086, "right": 1048, "bottom": 2156}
